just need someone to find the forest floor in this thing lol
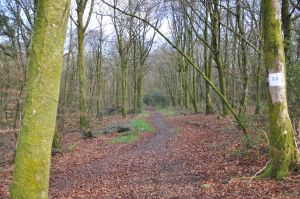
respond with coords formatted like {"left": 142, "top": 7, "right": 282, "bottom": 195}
{"left": 1, "top": 108, "right": 300, "bottom": 198}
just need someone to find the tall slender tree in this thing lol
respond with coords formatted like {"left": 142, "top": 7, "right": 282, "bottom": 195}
{"left": 204, "top": 1, "right": 214, "bottom": 114}
{"left": 211, "top": 0, "right": 228, "bottom": 115}
{"left": 281, "top": 0, "right": 292, "bottom": 67}
{"left": 74, "top": 0, "right": 94, "bottom": 132}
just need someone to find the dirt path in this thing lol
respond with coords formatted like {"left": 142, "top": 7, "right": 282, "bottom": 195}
{"left": 2, "top": 109, "right": 300, "bottom": 198}
{"left": 50, "top": 109, "right": 199, "bottom": 198}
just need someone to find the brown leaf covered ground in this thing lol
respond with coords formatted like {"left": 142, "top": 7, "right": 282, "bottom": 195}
{"left": 1, "top": 110, "right": 300, "bottom": 198}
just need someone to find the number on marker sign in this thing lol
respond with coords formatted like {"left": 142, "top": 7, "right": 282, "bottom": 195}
{"left": 269, "top": 73, "right": 285, "bottom": 87}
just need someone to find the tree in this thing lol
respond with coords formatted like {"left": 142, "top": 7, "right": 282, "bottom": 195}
{"left": 73, "top": 0, "right": 94, "bottom": 132}
{"left": 281, "top": 0, "right": 292, "bottom": 66}
{"left": 111, "top": 0, "right": 134, "bottom": 117}
{"left": 103, "top": 0, "right": 248, "bottom": 134}
{"left": 204, "top": 1, "right": 214, "bottom": 114}
{"left": 236, "top": 0, "right": 249, "bottom": 118}
{"left": 210, "top": 0, "right": 228, "bottom": 116}
{"left": 9, "top": 0, "right": 70, "bottom": 198}
{"left": 261, "top": 0, "right": 299, "bottom": 178}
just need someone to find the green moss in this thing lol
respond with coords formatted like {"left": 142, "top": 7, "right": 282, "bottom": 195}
{"left": 261, "top": 0, "right": 299, "bottom": 178}
{"left": 77, "top": 7, "right": 90, "bottom": 130}
{"left": 9, "top": 1, "right": 70, "bottom": 198}
{"left": 263, "top": 0, "right": 285, "bottom": 66}
{"left": 262, "top": 102, "right": 299, "bottom": 178}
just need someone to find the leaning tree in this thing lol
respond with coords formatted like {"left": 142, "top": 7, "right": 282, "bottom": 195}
{"left": 10, "top": 0, "right": 70, "bottom": 198}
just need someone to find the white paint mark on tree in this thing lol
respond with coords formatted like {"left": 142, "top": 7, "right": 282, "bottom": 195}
{"left": 269, "top": 73, "right": 285, "bottom": 87}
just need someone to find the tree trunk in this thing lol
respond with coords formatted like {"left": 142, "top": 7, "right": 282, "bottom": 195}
{"left": 192, "top": 68, "right": 199, "bottom": 113}
{"left": 96, "top": 41, "right": 103, "bottom": 118}
{"left": 121, "top": 52, "right": 127, "bottom": 117}
{"left": 204, "top": 2, "right": 213, "bottom": 114}
{"left": 10, "top": 0, "right": 70, "bottom": 197}
{"left": 211, "top": 0, "right": 228, "bottom": 115}
{"left": 281, "top": 0, "right": 292, "bottom": 67}
{"left": 137, "top": 76, "right": 143, "bottom": 112}
{"left": 77, "top": 9, "right": 89, "bottom": 130}
{"left": 255, "top": 38, "right": 263, "bottom": 115}
{"left": 133, "top": 43, "right": 137, "bottom": 113}
{"left": 237, "top": 0, "right": 249, "bottom": 118}
{"left": 255, "top": 12, "right": 263, "bottom": 115}
{"left": 261, "top": 0, "right": 299, "bottom": 178}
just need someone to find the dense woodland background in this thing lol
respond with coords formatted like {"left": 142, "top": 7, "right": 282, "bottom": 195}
{"left": 0, "top": 0, "right": 299, "bottom": 163}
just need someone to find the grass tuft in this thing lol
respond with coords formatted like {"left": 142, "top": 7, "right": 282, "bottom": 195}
{"left": 110, "top": 131, "right": 139, "bottom": 144}
{"left": 131, "top": 119, "right": 153, "bottom": 132}
{"left": 109, "top": 116, "right": 153, "bottom": 144}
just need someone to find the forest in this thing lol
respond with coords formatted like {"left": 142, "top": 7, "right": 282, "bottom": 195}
{"left": 1, "top": 0, "right": 300, "bottom": 198}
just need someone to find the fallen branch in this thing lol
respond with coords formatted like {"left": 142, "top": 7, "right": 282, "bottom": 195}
{"left": 248, "top": 161, "right": 270, "bottom": 186}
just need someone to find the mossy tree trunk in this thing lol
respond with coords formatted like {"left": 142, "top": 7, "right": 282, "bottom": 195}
{"left": 137, "top": 76, "right": 143, "bottom": 112}
{"left": 236, "top": 0, "right": 249, "bottom": 119}
{"left": 77, "top": 11, "right": 89, "bottom": 130}
{"left": 261, "top": 0, "right": 299, "bottom": 178}
{"left": 9, "top": 0, "right": 70, "bottom": 198}
{"left": 120, "top": 46, "right": 128, "bottom": 117}
{"left": 132, "top": 40, "right": 138, "bottom": 113}
{"left": 95, "top": 16, "right": 104, "bottom": 118}
{"left": 281, "top": 0, "right": 292, "bottom": 67}
{"left": 255, "top": 9, "right": 263, "bottom": 115}
{"left": 204, "top": 2, "right": 213, "bottom": 114}
{"left": 75, "top": 0, "right": 94, "bottom": 132}
{"left": 211, "top": 0, "right": 228, "bottom": 116}
{"left": 112, "top": 1, "right": 132, "bottom": 117}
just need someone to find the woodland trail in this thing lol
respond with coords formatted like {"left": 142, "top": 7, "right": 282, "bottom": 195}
{"left": 2, "top": 109, "right": 300, "bottom": 198}
{"left": 48, "top": 109, "right": 300, "bottom": 198}
{"left": 50, "top": 109, "right": 204, "bottom": 198}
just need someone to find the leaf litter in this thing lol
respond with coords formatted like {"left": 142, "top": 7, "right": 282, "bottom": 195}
{"left": 1, "top": 110, "right": 300, "bottom": 198}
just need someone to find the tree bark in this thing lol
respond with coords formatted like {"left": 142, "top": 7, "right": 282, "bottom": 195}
{"left": 211, "top": 0, "right": 228, "bottom": 115}
{"left": 281, "top": 0, "right": 292, "bottom": 67}
{"left": 255, "top": 10, "right": 263, "bottom": 115}
{"left": 261, "top": 0, "right": 299, "bottom": 178}
{"left": 204, "top": 2, "right": 213, "bottom": 114}
{"left": 237, "top": 0, "right": 249, "bottom": 118}
{"left": 77, "top": 5, "right": 89, "bottom": 130}
{"left": 10, "top": 0, "right": 70, "bottom": 197}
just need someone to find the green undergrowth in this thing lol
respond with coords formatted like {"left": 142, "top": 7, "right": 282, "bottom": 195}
{"left": 130, "top": 119, "right": 153, "bottom": 132}
{"left": 110, "top": 118, "right": 153, "bottom": 144}
{"left": 110, "top": 131, "right": 140, "bottom": 144}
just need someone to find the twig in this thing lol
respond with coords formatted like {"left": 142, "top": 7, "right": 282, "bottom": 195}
{"left": 248, "top": 161, "right": 269, "bottom": 185}
{"left": 227, "top": 176, "right": 251, "bottom": 185}
{"left": 261, "top": 130, "right": 269, "bottom": 146}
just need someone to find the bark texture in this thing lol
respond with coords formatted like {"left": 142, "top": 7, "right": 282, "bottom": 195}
{"left": 262, "top": 0, "right": 299, "bottom": 178}
{"left": 10, "top": 0, "right": 70, "bottom": 198}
